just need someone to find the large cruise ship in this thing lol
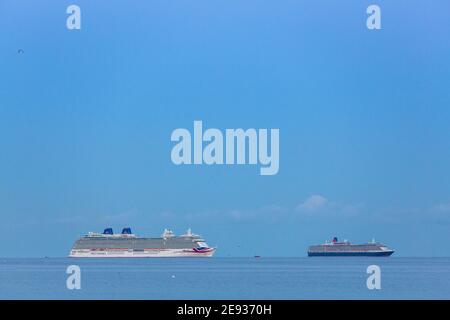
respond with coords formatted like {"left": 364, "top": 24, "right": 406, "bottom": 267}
{"left": 69, "top": 228, "right": 216, "bottom": 258}
{"left": 308, "top": 237, "right": 394, "bottom": 257}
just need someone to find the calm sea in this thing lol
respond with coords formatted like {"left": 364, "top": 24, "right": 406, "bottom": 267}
{"left": 0, "top": 257, "right": 449, "bottom": 299}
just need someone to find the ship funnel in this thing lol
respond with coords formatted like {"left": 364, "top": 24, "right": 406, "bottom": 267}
{"left": 103, "top": 228, "right": 113, "bottom": 235}
{"left": 122, "top": 227, "right": 132, "bottom": 235}
{"left": 332, "top": 237, "right": 338, "bottom": 243}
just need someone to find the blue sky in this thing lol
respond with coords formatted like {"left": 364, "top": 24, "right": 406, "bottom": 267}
{"left": 0, "top": 0, "right": 449, "bottom": 257}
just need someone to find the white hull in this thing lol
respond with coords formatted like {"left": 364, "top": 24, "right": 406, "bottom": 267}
{"left": 69, "top": 248, "right": 215, "bottom": 258}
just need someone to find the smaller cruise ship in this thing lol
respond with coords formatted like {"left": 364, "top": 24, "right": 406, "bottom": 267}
{"left": 308, "top": 237, "right": 395, "bottom": 257}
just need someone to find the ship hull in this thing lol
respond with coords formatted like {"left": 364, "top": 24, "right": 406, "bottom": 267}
{"left": 69, "top": 248, "right": 216, "bottom": 258}
{"left": 308, "top": 251, "right": 394, "bottom": 257}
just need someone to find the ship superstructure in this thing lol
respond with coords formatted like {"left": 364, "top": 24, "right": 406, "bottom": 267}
{"left": 70, "top": 228, "right": 216, "bottom": 257}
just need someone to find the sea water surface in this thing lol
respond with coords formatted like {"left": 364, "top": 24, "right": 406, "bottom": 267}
{"left": 0, "top": 257, "right": 449, "bottom": 299}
